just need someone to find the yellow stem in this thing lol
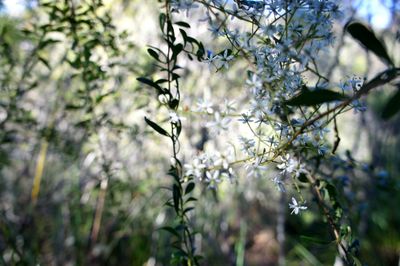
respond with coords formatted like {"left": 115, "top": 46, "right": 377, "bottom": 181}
{"left": 31, "top": 139, "right": 49, "bottom": 204}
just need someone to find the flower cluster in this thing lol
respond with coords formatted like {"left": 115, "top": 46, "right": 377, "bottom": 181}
{"left": 173, "top": 0, "right": 357, "bottom": 215}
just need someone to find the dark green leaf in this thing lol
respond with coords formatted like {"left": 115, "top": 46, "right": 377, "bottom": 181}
{"left": 136, "top": 77, "right": 162, "bottom": 93}
{"left": 168, "top": 166, "right": 180, "bottom": 183}
{"left": 184, "top": 182, "right": 195, "bottom": 195}
{"left": 35, "top": 56, "right": 50, "bottom": 71}
{"left": 382, "top": 85, "right": 400, "bottom": 119}
{"left": 185, "top": 197, "right": 197, "bottom": 203}
{"left": 147, "top": 48, "right": 160, "bottom": 61}
{"left": 171, "top": 73, "right": 180, "bottom": 81}
{"left": 297, "top": 173, "right": 308, "bottom": 183}
{"left": 346, "top": 21, "right": 393, "bottom": 66}
{"left": 159, "top": 13, "right": 166, "bottom": 33}
{"left": 179, "top": 29, "right": 188, "bottom": 45}
{"left": 359, "top": 68, "right": 400, "bottom": 95}
{"left": 159, "top": 226, "right": 181, "bottom": 238}
{"left": 38, "top": 38, "right": 61, "bottom": 49}
{"left": 172, "top": 43, "right": 183, "bottom": 58}
{"left": 325, "top": 183, "right": 337, "bottom": 201}
{"left": 183, "top": 207, "right": 194, "bottom": 214}
{"left": 196, "top": 42, "right": 205, "bottom": 60}
{"left": 169, "top": 99, "right": 179, "bottom": 110}
{"left": 176, "top": 122, "right": 182, "bottom": 137}
{"left": 144, "top": 117, "right": 169, "bottom": 137}
{"left": 286, "top": 89, "right": 347, "bottom": 106}
{"left": 175, "top": 21, "right": 191, "bottom": 28}
{"left": 155, "top": 79, "right": 168, "bottom": 84}
{"left": 173, "top": 184, "right": 181, "bottom": 214}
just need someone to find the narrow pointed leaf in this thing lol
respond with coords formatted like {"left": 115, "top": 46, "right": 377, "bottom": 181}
{"left": 382, "top": 85, "right": 400, "bottom": 119}
{"left": 173, "top": 184, "right": 180, "bottom": 214}
{"left": 359, "top": 68, "right": 400, "bottom": 95}
{"left": 184, "top": 182, "right": 195, "bottom": 195}
{"left": 286, "top": 90, "right": 347, "bottom": 106}
{"left": 159, "top": 226, "right": 181, "bottom": 238}
{"left": 147, "top": 48, "right": 160, "bottom": 61}
{"left": 144, "top": 117, "right": 169, "bottom": 137}
{"left": 136, "top": 77, "right": 163, "bottom": 94}
{"left": 346, "top": 21, "right": 393, "bottom": 66}
{"left": 175, "top": 21, "right": 191, "bottom": 28}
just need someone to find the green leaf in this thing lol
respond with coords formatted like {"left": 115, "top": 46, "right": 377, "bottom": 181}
{"left": 172, "top": 43, "right": 183, "bottom": 58}
{"left": 359, "top": 68, "right": 400, "bottom": 95}
{"left": 286, "top": 89, "right": 347, "bottom": 106}
{"left": 159, "top": 13, "right": 166, "bottom": 33}
{"left": 382, "top": 85, "right": 400, "bottom": 119}
{"left": 168, "top": 166, "right": 180, "bottom": 183}
{"left": 159, "top": 226, "right": 181, "bottom": 238}
{"left": 173, "top": 184, "right": 181, "bottom": 214}
{"left": 325, "top": 183, "right": 337, "bottom": 202}
{"left": 196, "top": 42, "right": 205, "bottom": 60}
{"left": 346, "top": 21, "right": 394, "bottom": 66}
{"left": 179, "top": 29, "right": 188, "bottom": 45}
{"left": 297, "top": 173, "right": 308, "bottom": 183}
{"left": 184, "top": 182, "right": 195, "bottom": 195}
{"left": 185, "top": 197, "right": 197, "bottom": 203}
{"left": 183, "top": 207, "right": 194, "bottom": 214}
{"left": 169, "top": 99, "right": 179, "bottom": 110}
{"left": 144, "top": 117, "right": 169, "bottom": 137}
{"left": 38, "top": 56, "right": 51, "bottom": 70}
{"left": 175, "top": 21, "right": 191, "bottom": 28}
{"left": 136, "top": 77, "right": 162, "bottom": 93}
{"left": 147, "top": 48, "right": 160, "bottom": 61}
{"left": 38, "top": 38, "right": 61, "bottom": 49}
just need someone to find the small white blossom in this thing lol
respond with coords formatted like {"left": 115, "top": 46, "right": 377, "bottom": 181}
{"left": 184, "top": 158, "right": 206, "bottom": 180}
{"left": 277, "top": 154, "right": 307, "bottom": 177}
{"left": 289, "top": 197, "right": 307, "bottom": 215}
{"left": 221, "top": 99, "right": 236, "bottom": 114}
{"left": 169, "top": 112, "right": 186, "bottom": 124}
{"left": 205, "top": 170, "right": 221, "bottom": 189}
{"left": 246, "top": 157, "right": 267, "bottom": 178}
{"left": 207, "top": 112, "right": 231, "bottom": 134}
{"left": 216, "top": 49, "right": 234, "bottom": 69}
{"left": 196, "top": 98, "right": 214, "bottom": 114}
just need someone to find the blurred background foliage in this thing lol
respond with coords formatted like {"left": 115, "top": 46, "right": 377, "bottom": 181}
{"left": 0, "top": 0, "right": 399, "bottom": 265}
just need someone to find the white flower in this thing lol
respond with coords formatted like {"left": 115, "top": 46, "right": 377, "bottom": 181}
{"left": 221, "top": 99, "right": 236, "bottom": 114}
{"left": 216, "top": 49, "right": 234, "bottom": 69}
{"left": 289, "top": 197, "right": 307, "bottom": 215}
{"left": 277, "top": 154, "right": 297, "bottom": 174}
{"left": 277, "top": 154, "right": 308, "bottom": 177}
{"left": 213, "top": 150, "right": 233, "bottom": 169}
{"left": 246, "top": 157, "right": 267, "bottom": 178}
{"left": 205, "top": 170, "right": 221, "bottom": 189}
{"left": 204, "top": 50, "right": 217, "bottom": 65}
{"left": 206, "top": 112, "right": 231, "bottom": 134}
{"left": 169, "top": 112, "right": 186, "bottom": 124}
{"left": 246, "top": 73, "right": 263, "bottom": 94}
{"left": 184, "top": 158, "right": 206, "bottom": 180}
{"left": 196, "top": 98, "right": 214, "bottom": 114}
{"left": 250, "top": 98, "right": 271, "bottom": 121}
